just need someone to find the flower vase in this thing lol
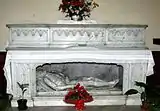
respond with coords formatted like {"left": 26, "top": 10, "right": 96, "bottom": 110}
{"left": 71, "top": 15, "right": 83, "bottom": 21}
{"left": 17, "top": 99, "right": 28, "bottom": 110}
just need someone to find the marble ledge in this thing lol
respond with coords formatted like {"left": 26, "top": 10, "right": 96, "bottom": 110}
{"left": 5, "top": 46, "right": 149, "bottom": 51}
{"left": 6, "top": 24, "right": 148, "bottom": 28}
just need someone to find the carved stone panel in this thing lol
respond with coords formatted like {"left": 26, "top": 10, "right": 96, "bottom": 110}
{"left": 51, "top": 28, "right": 106, "bottom": 46}
{"left": 10, "top": 62, "right": 33, "bottom": 98}
{"left": 10, "top": 28, "right": 49, "bottom": 46}
{"left": 106, "top": 28, "right": 145, "bottom": 47}
{"left": 6, "top": 24, "right": 147, "bottom": 49}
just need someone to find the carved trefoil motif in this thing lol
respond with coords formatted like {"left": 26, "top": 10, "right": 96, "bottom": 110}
{"left": 10, "top": 28, "right": 49, "bottom": 45}
{"left": 106, "top": 28, "right": 145, "bottom": 47}
{"left": 7, "top": 24, "right": 147, "bottom": 49}
{"left": 51, "top": 28, "right": 106, "bottom": 45}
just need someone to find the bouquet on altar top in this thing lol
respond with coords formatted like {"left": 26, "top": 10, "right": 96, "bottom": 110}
{"left": 63, "top": 83, "right": 93, "bottom": 111}
{"left": 59, "top": 0, "right": 99, "bottom": 21}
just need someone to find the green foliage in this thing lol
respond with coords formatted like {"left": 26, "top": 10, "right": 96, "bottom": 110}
{"left": 141, "top": 92, "right": 146, "bottom": 102}
{"left": 125, "top": 81, "right": 147, "bottom": 102}
{"left": 17, "top": 82, "right": 29, "bottom": 99}
{"left": 150, "top": 105, "right": 160, "bottom": 111}
{"left": 0, "top": 94, "right": 13, "bottom": 111}
{"left": 125, "top": 81, "right": 160, "bottom": 110}
{"left": 135, "top": 81, "right": 147, "bottom": 88}
{"left": 124, "top": 89, "right": 138, "bottom": 95}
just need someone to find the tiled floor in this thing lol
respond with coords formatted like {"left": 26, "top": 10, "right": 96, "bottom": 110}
{"left": 11, "top": 106, "right": 141, "bottom": 111}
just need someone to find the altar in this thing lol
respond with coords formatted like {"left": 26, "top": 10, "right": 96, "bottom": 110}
{"left": 4, "top": 22, "right": 154, "bottom": 106}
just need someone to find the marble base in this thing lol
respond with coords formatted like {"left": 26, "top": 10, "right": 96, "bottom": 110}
{"left": 11, "top": 98, "right": 34, "bottom": 107}
{"left": 11, "top": 95, "right": 141, "bottom": 107}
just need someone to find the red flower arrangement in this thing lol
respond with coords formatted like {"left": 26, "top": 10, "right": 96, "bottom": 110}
{"left": 59, "top": 0, "right": 99, "bottom": 21}
{"left": 64, "top": 83, "right": 93, "bottom": 111}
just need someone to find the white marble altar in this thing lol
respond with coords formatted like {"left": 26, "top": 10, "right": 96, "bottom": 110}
{"left": 4, "top": 22, "right": 154, "bottom": 106}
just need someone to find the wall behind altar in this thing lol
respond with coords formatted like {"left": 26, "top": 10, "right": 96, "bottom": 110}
{"left": 0, "top": 0, "right": 160, "bottom": 51}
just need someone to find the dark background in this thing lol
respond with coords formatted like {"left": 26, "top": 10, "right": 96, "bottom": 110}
{"left": 0, "top": 52, "right": 7, "bottom": 94}
{"left": 0, "top": 50, "right": 160, "bottom": 94}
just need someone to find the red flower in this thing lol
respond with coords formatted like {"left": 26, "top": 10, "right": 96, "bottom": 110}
{"left": 81, "top": 88, "right": 87, "bottom": 93}
{"left": 64, "top": 82, "right": 94, "bottom": 109}
{"left": 74, "top": 83, "right": 80, "bottom": 90}
{"left": 77, "top": 86, "right": 84, "bottom": 92}
{"left": 67, "top": 90, "right": 76, "bottom": 97}
{"left": 75, "top": 100, "right": 85, "bottom": 110}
